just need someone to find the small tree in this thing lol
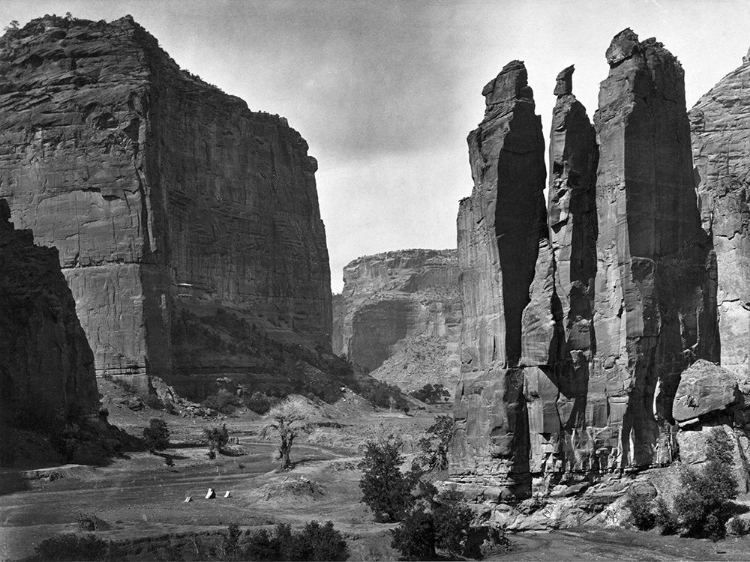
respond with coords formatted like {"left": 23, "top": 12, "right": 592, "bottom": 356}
{"left": 391, "top": 508, "right": 435, "bottom": 560}
{"left": 413, "top": 414, "right": 453, "bottom": 472}
{"left": 410, "top": 384, "right": 450, "bottom": 404}
{"left": 626, "top": 488, "right": 656, "bottom": 530}
{"left": 143, "top": 418, "right": 170, "bottom": 452}
{"left": 358, "top": 434, "right": 417, "bottom": 522}
{"left": 260, "top": 397, "right": 313, "bottom": 470}
{"left": 204, "top": 424, "right": 229, "bottom": 455}
{"left": 673, "top": 427, "right": 738, "bottom": 540}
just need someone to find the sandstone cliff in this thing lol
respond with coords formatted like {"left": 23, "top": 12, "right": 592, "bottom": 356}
{"left": 451, "top": 31, "right": 720, "bottom": 505}
{"left": 452, "top": 60, "right": 547, "bottom": 495}
{"left": 0, "top": 199, "right": 99, "bottom": 421}
{"left": 333, "top": 249, "right": 462, "bottom": 394}
{"left": 0, "top": 16, "right": 331, "bottom": 393}
{"left": 690, "top": 48, "right": 750, "bottom": 380}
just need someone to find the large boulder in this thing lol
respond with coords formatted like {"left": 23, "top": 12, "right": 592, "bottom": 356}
{"left": 672, "top": 360, "right": 740, "bottom": 423}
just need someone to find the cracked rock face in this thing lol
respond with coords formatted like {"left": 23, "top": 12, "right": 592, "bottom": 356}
{"left": 0, "top": 199, "right": 100, "bottom": 420}
{"left": 333, "top": 249, "right": 462, "bottom": 394}
{"left": 690, "top": 51, "right": 750, "bottom": 380}
{"left": 451, "top": 31, "right": 720, "bottom": 501}
{"left": 0, "top": 16, "right": 331, "bottom": 390}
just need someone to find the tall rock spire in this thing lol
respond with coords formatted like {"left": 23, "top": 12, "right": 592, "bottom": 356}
{"left": 592, "top": 29, "right": 717, "bottom": 468}
{"left": 452, "top": 60, "right": 547, "bottom": 497}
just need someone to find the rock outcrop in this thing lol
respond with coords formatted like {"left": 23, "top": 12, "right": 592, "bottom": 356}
{"left": 452, "top": 60, "right": 547, "bottom": 495}
{"left": 0, "top": 16, "right": 331, "bottom": 393}
{"left": 333, "top": 249, "right": 462, "bottom": 394}
{"left": 0, "top": 199, "right": 99, "bottom": 421}
{"left": 690, "top": 50, "right": 750, "bottom": 379}
{"left": 451, "top": 31, "right": 720, "bottom": 505}
{"left": 591, "top": 29, "right": 717, "bottom": 469}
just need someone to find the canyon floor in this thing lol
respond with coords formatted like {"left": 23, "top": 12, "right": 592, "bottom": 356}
{"left": 1, "top": 381, "right": 749, "bottom": 561}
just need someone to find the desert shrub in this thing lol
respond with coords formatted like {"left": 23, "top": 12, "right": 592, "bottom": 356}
{"left": 204, "top": 424, "right": 229, "bottom": 454}
{"left": 360, "top": 382, "right": 408, "bottom": 410}
{"left": 654, "top": 497, "right": 679, "bottom": 535}
{"left": 75, "top": 512, "right": 105, "bottom": 532}
{"left": 241, "top": 521, "right": 348, "bottom": 561}
{"left": 410, "top": 384, "right": 450, "bottom": 404}
{"left": 34, "top": 533, "right": 108, "bottom": 561}
{"left": 413, "top": 414, "right": 453, "bottom": 472}
{"left": 673, "top": 428, "right": 738, "bottom": 540}
{"left": 432, "top": 490, "right": 474, "bottom": 555}
{"left": 626, "top": 488, "right": 656, "bottom": 530}
{"left": 202, "top": 388, "right": 242, "bottom": 414}
{"left": 243, "top": 391, "right": 278, "bottom": 414}
{"left": 728, "top": 517, "right": 750, "bottom": 536}
{"left": 391, "top": 508, "right": 435, "bottom": 561}
{"left": 391, "top": 489, "right": 473, "bottom": 560}
{"left": 142, "top": 418, "right": 170, "bottom": 452}
{"left": 359, "top": 434, "right": 418, "bottom": 522}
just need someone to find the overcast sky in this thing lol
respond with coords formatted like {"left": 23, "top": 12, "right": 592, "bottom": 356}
{"left": 2, "top": 1, "right": 749, "bottom": 292}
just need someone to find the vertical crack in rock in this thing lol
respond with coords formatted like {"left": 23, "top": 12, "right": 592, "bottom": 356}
{"left": 0, "top": 16, "right": 332, "bottom": 393}
{"left": 523, "top": 64, "right": 599, "bottom": 474}
{"left": 592, "top": 29, "right": 717, "bottom": 469}
{"left": 452, "top": 61, "right": 547, "bottom": 499}
{"left": 690, "top": 48, "right": 750, "bottom": 381}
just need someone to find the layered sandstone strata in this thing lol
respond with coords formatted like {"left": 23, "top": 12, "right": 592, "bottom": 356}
{"left": 591, "top": 29, "right": 717, "bottom": 469}
{"left": 333, "top": 249, "right": 462, "bottom": 394}
{"left": 452, "top": 60, "right": 547, "bottom": 495}
{"left": 0, "top": 16, "right": 331, "bottom": 390}
{"left": 451, "top": 31, "right": 719, "bottom": 500}
{"left": 0, "top": 199, "right": 100, "bottom": 419}
{"left": 690, "top": 49, "right": 750, "bottom": 379}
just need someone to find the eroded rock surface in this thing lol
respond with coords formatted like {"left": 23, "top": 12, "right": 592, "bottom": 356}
{"left": 451, "top": 31, "right": 720, "bottom": 505}
{"left": 672, "top": 360, "right": 740, "bottom": 424}
{"left": 333, "top": 249, "right": 461, "bottom": 394}
{"left": 452, "top": 60, "right": 547, "bottom": 495}
{"left": 0, "top": 199, "right": 99, "bottom": 420}
{"left": 690, "top": 51, "right": 750, "bottom": 379}
{"left": 0, "top": 16, "right": 331, "bottom": 392}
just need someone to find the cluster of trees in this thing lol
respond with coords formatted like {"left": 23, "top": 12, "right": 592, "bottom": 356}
{"left": 627, "top": 427, "right": 743, "bottom": 540}
{"left": 358, "top": 417, "right": 510, "bottom": 560}
{"left": 219, "top": 521, "right": 348, "bottom": 561}
{"left": 409, "top": 383, "right": 450, "bottom": 404}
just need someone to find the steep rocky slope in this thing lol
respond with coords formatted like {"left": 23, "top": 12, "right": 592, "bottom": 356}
{"left": 690, "top": 48, "right": 750, "bottom": 379}
{"left": 450, "top": 30, "right": 726, "bottom": 512}
{"left": 333, "top": 249, "right": 462, "bottom": 394}
{"left": 0, "top": 15, "right": 331, "bottom": 394}
{"left": 0, "top": 199, "right": 100, "bottom": 421}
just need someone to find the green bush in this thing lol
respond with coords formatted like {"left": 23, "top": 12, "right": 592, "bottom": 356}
{"left": 410, "top": 384, "right": 450, "bottom": 404}
{"left": 142, "top": 418, "right": 170, "bottom": 452}
{"left": 241, "top": 521, "right": 348, "bottom": 561}
{"left": 728, "top": 517, "right": 750, "bottom": 536}
{"left": 34, "top": 533, "right": 108, "bottom": 561}
{"left": 391, "top": 508, "right": 436, "bottom": 560}
{"left": 204, "top": 424, "right": 229, "bottom": 454}
{"left": 202, "top": 388, "right": 243, "bottom": 414}
{"left": 673, "top": 428, "right": 738, "bottom": 540}
{"left": 432, "top": 491, "right": 474, "bottom": 555}
{"left": 654, "top": 497, "right": 679, "bottom": 535}
{"left": 358, "top": 435, "right": 418, "bottom": 522}
{"left": 626, "top": 489, "right": 656, "bottom": 530}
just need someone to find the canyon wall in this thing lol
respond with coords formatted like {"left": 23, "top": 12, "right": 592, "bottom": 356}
{"left": 0, "top": 16, "right": 331, "bottom": 392}
{"left": 451, "top": 31, "right": 720, "bottom": 503}
{"left": 690, "top": 48, "right": 750, "bottom": 379}
{"left": 0, "top": 199, "right": 100, "bottom": 420}
{"left": 333, "top": 249, "right": 462, "bottom": 394}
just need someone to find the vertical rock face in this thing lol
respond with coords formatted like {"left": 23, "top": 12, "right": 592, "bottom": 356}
{"left": 0, "top": 16, "right": 331, "bottom": 390}
{"left": 592, "top": 29, "right": 716, "bottom": 468}
{"left": 333, "top": 249, "right": 462, "bottom": 394}
{"left": 451, "top": 31, "right": 719, "bottom": 501}
{"left": 690, "top": 49, "right": 750, "bottom": 379}
{"left": 0, "top": 199, "right": 100, "bottom": 420}
{"left": 452, "top": 61, "right": 547, "bottom": 495}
